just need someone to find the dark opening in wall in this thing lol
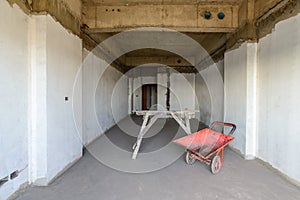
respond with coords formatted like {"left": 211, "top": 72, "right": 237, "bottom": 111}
{"left": 142, "top": 84, "right": 158, "bottom": 110}
{"left": 10, "top": 170, "right": 19, "bottom": 180}
{"left": 166, "top": 69, "right": 170, "bottom": 111}
{"left": 0, "top": 176, "right": 9, "bottom": 187}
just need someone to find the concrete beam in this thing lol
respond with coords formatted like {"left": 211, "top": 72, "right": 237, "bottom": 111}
{"left": 125, "top": 56, "right": 194, "bottom": 67}
{"left": 84, "top": 0, "right": 243, "bottom": 6}
{"left": 7, "top": 0, "right": 82, "bottom": 36}
{"left": 126, "top": 65, "right": 197, "bottom": 73}
{"left": 254, "top": 0, "right": 283, "bottom": 19}
{"left": 81, "top": 31, "right": 126, "bottom": 73}
{"left": 86, "top": 27, "right": 237, "bottom": 33}
{"left": 6, "top": 0, "right": 34, "bottom": 14}
{"left": 31, "top": 0, "right": 81, "bottom": 35}
{"left": 256, "top": 0, "right": 300, "bottom": 38}
{"left": 82, "top": 4, "right": 241, "bottom": 32}
{"left": 226, "top": 0, "right": 300, "bottom": 50}
{"left": 225, "top": 0, "right": 258, "bottom": 51}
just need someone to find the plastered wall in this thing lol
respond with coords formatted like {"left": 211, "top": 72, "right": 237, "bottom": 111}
{"left": 195, "top": 60, "right": 224, "bottom": 126}
{"left": 130, "top": 73, "right": 196, "bottom": 112}
{"left": 170, "top": 73, "right": 196, "bottom": 111}
{"left": 83, "top": 49, "right": 128, "bottom": 145}
{"left": 0, "top": 1, "right": 83, "bottom": 198}
{"left": 257, "top": 13, "right": 300, "bottom": 183}
{"left": 224, "top": 43, "right": 247, "bottom": 155}
{"left": 224, "top": 13, "right": 300, "bottom": 183}
{"left": 0, "top": 2, "right": 29, "bottom": 199}
{"left": 45, "top": 15, "right": 83, "bottom": 182}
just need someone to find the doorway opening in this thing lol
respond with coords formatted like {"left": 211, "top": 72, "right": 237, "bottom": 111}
{"left": 142, "top": 84, "right": 158, "bottom": 110}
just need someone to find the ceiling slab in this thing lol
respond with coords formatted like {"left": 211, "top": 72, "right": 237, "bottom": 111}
{"left": 80, "top": 0, "right": 250, "bottom": 72}
{"left": 83, "top": 0, "right": 242, "bottom": 6}
{"left": 82, "top": 3, "right": 243, "bottom": 32}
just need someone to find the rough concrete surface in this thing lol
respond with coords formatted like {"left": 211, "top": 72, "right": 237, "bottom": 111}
{"left": 15, "top": 117, "right": 300, "bottom": 200}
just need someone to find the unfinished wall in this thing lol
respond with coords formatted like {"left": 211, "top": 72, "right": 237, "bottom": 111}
{"left": 130, "top": 73, "right": 196, "bottom": 112}
{"left": 195, "top": 60, "right": 224, "bottom": 126}
{"left": 170, "top": 73, "right": 195, "bottom": 111}
{"left": 28, "top": 14, "right": 83, "bottom": 186}
{"left": 27, "top": 14, "right": 83, "bottom": 185}
{"left": 95, "top": 65, "right": 128, "bottom": 137}
{"left": 224, "top": 42, "right": 258, "bottom": 158}
{"left": 0, "top": 2, "right": 83, "bottom": 198}
{"left": 62, "top": 0, "right": 82, "bottom": 18}
{"left": 45, "top": 15, "right": 83, "bottom": 182}
{"left": 224, "top": 44, "right": 247, "bottom": 155}
{"left": 157, "top": 73, "right": 168, "bottom": 111}
{"left": 83, "top": 49, "right": 128, "bottom": 145}
{"left": 224, "top": 13, "right": 300, "bottom": 183}
{"left": 257, "top": 14, "right": 300, "bottom": 183}
{"left": 0, "top": 2, "right": 29, "bottom": 199}
{"left": 130, "top": 76, "right": 157, "bottom": 111}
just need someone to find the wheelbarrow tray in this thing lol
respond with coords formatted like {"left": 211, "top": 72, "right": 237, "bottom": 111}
{"left": 173, "top": 128, "right": 234, "bottom": 159}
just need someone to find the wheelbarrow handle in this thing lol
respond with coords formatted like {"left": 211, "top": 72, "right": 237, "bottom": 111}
{"left": 209, "top": 121, "right": 237, "bottom": 135}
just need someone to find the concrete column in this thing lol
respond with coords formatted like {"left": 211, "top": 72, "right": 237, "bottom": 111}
{"left": 133, "top": 77, "right": 142, "bottom": 110}
{"left": 157, "top": 73, "right": 168, "bottom": 110}
{"left": 28, "top": 15, "right": 48, "bottom": 185}
{"left": 224, "top": 42, "right": 257, "bottom": 159}
{"left": 245, "top": 43, "right": 258, "bottom": 159}
{"left": 128, "top": 77, "right": 133, "bottom": 114}
{"left": 28, "top": 15, "right": 83, "bottom": 185}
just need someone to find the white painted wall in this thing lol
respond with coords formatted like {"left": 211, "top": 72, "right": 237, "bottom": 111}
{"left": 131, "top": 73, "right": 196, "bottom": 112}
{"left": 157, "top": 73, "right": 168, "bottom": 110}
{"left": 96, "top": 65, "right": 128, "bottom": 136}
{"left": 131, "top": 76, "right": 157, "bottom": 111}
{"left": 170, "top": 73, "right": 195, "bottom": 111}
{"left": 45, "top": 16, "right": 83, "bottom": 182}
{"left": 224, "top": 43, "right": 247, "bottom": 155}
{"left": 225, "top": 43, "right": 258, "bottom": 157}
{"left": 0, "top": 2, "right": 29, "bottom": 199}
{"left": 29, "top": 15, "right": 48, "bottom": 186}
{"left": 195, "top": 73, "right": 211, "bottom": 124}
{"left": 0, "top": 2, "right": 83, "bottom": 198}
{"left": 195, "top": 60, "right": 224, "bottom": 125}
{"left": 133, "top": 77, "right": 142, "bottom": 111}
{"left": 257, "top": 14, "right": 300, "bottom": 183}
{"left": 224, "top": 14, "right": 300, "bottom": 183}
{"left": 27, "top": 15, "right": 83, "bottom": 186}
{"left": 83, "top": 49, "right": 128, "bottom": 145}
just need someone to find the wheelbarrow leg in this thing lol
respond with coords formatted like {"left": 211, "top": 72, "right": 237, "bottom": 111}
{"left": 220, "top": 148, "right": 224, "bottom": 163}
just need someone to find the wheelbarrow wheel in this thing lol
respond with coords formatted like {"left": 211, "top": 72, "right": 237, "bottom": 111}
{"left": 211, "top": 154, "right": 222, "bottom": 174}
{"left": 185, "top": 151, "right": 196, "bottom": 165}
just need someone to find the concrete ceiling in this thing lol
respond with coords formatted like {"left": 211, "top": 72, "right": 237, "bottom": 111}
{"left": 80, "top": 0, "right": 297, "bottom": 72}
{"left": 82, "top": 0, "right": 242, "bottom": 6}
{"left": 10, "top": 0, "right": 298, "bottom": 73}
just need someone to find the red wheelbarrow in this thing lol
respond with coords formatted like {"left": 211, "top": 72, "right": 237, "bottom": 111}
{"left": 173, "top": 122, "right": 236, "bottom": 174}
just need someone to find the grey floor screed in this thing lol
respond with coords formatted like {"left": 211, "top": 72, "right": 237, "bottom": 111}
{"left": 15, "top": 116, "right": 300, "bottom": 200}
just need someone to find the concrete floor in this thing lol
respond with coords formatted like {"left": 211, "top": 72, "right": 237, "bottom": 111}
{"left": 15, "top": 116, "right": 300, "bottom": 200}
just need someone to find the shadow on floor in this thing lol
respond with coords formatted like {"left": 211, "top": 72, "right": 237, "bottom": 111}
{"left": 15, "top": 116, "right": 300, "bottom": 200}
{"left": 105, "top": 115, "right": 207, "bottom": 153}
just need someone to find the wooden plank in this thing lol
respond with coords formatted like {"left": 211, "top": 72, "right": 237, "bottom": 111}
{"left": 134, "top": 110, "right": 199, "bottom": 115}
